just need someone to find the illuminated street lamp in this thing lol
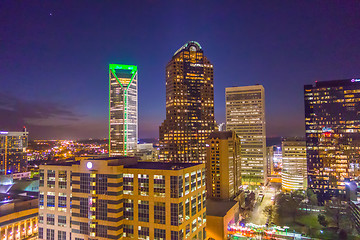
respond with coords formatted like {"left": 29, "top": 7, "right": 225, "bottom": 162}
{"left": 283, "top": 226, "right": 289, "bottom": 235}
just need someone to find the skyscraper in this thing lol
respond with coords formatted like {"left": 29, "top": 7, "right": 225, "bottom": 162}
{"left": 226, "top": 85, "right": 266, "bottom": 186}
{"left": 0, "top": 130, "right": 28, "bottom": 174}
{"left": 305, "top": 78, "right": 360, "bottom": 200}
{"left": 205, "top": 131, "right": 241, "bottom": 200}
{"left": 281, "top": 138, "right": 307, "bottom": 191}
{"left": 159, "top": 41, "right": 215, "bottom": 163}
{"left": 109, "top": 64, "right": 138, "bottom": 157}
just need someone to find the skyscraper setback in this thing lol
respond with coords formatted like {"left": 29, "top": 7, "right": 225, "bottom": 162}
{"left": 159, "top": 41, "right": 215, "bottom": 163}
{"left": 109, "top": 64, "right": 138, "bottom": 157}
{"left": 305, "top": 78, "right": 360, "bottom": 200}
{"left": 226, "top": 85, "right": 266, "bottom": 186}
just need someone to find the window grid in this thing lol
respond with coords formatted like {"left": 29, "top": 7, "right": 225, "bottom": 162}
{"left": 154, "top": 202, "right": 166, "bottom": 224}
{"left": 138, "top": 200, "right": 149, "bottom": 222}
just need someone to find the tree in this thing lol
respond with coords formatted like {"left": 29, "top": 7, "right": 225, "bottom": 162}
{"left": 275, "top": 192, "right": 305, "bottom": 222}
{"left": 317, "top": 214, "right": 328, "bottom": 227}
{"left": 325, "top": 197, "right": 343, "bottom": 229}
{"left": 306, "top": 189, "right": 318, "bottom": 206}
{"left": 263, "top": 205, "right": 274, "bottom": 222}
{"left": 338, "top": 229, "right": 348, "bottom": 240}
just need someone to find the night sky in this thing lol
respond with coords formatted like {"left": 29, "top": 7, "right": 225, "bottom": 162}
{"left": 1, "top": 1, "right": 360, "bottom": 140}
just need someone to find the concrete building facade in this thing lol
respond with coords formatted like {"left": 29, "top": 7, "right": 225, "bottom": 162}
{"left": 39, "top": 157, "right": 206, "bottom": 240}
{"left": 205, "top": 131, "right": 241, "bottom": 200}
{"left": 226, "top": 85, "right": 266, "bottom": 186}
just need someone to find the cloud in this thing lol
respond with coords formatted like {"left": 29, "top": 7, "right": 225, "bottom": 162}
{"left": 0, "top": 92, "right": 78, "bottom": 122}
{"left": 0, "top": 92, "right": 91, "bottom": 139}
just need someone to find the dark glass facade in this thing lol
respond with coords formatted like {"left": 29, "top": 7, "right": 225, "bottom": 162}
{"left": 159, "top": 41, "right": 215, "bottom": 163}
{"left": 305, "top": 78, "right": 360, "bottom": 201}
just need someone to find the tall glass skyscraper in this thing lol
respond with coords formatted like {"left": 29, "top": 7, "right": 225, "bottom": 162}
{"left": 305, "top": 78, "right": 360, "bottom": 201}
{"left": 159, "top": 41, "right": 215, "bottom": 163}
{"left": 109, "top": 64, "right": 138, "bottom": 156}
{"left": 226, "top": 85, "right": 266, "bottom": 186}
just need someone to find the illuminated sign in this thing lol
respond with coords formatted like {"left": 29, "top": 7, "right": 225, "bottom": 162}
{"left": 351, "top": 78, "right": 360, "bottom": 82}
{"left": 87, "top": 162, "right": 93, "bottom": 169}
{"left": 190, "top": 63, "right": 203, "bottom": 67}
{"left": 0, "top": 131, "right": 8, "bottom": 134}
{"left": 322, "top": 127, "right": 332, "bottom": 132}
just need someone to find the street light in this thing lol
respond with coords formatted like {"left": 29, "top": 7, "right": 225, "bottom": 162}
{"left": 283, "top": 226, "right": 289, "bottom": 235}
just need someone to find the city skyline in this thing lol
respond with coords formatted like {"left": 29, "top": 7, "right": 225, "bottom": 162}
{"left": 1, "top": 1, "right": 360, "bottom": 140}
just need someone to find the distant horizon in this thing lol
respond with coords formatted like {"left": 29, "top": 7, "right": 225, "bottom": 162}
{"left": 26, "top": 136, "right": 289, "bottom": 143}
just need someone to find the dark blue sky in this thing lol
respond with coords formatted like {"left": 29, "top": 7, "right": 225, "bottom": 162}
{"left": 1, "top": 0, "right": 360, "bottom": 139}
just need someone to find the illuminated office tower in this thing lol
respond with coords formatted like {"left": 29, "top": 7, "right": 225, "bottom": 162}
{"left": 305, "top": 78, "right": 360, "bottom": 200}
{"left": 0, "top": 129, "right": 28, "bottom": 174}
{"left": 226, "top": 85, "right": 266, "bottom": 186}
{"left": 109, "top": 64, "right": 138, "bottom": 156}
{"left": 205, "top": 131, "right": 241, "bottom": 200}
{"left": 281, "top": 138, "right": 307, "bottom": 191}
{"left": 159, "top": 41, "right": 215, "bottom": 163}
{"left": 39, "top": 157, "right": 206, "bottom": 240}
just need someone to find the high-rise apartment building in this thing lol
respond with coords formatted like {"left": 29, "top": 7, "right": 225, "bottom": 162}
{"left": 226, "top": 85, "right": 266, "bottom": 186}
{"left": 205, "top": 131, "right": 241, "bottom": 200}
{"left": 281, "top": 138, "right": 307, "bottom": 191}
{"left": 305, "top": 78, "right": 360, "bottom": 200}
{"left": 0, "top": 130, "right": 28, "bottom": 175}
{"left": 39, "top": 157, "right": 206, "bottom": 240}
{"left": 109, "top": 64, "right": 138, "bottom": 157}
{"left": 159, "top": 41, "right": 215, "bottom": 163}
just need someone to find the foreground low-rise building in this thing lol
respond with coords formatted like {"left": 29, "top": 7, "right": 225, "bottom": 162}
{"left": 206, "top": 199, "right": 239, "bottom": 240}
{"left": 0, "top": 195, "right": 38, "bottom": 240}
{"left": 39, "top": 157, "right": 206, "bottom": 240}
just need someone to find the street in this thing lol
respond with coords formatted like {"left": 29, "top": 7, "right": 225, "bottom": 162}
{"left": 248, "top": 188, "right": 275, "bottom": 225}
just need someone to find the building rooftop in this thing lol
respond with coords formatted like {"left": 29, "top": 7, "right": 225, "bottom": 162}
{"left": 209, "top": 131, "right": 233, "bottom": 140}
{"left": 173, "top": 41, "right": 202, "bottom": 56}
{"left": 0, "top": 194, "right": 37, "bottom": 217}
{"left": 305, "top": 78, "right": 360, "bottom": 88}
{"left": 206, "top": 199, "right": 238, "bottom": 217}
{"left": 124, "top": 161, "right": 201, "bottom": 170}
{"left": 46, "top": 160, "right": 79, "bottom": 166}
{"left": 43, "top": 157, "right": 202, "bottom": 170}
